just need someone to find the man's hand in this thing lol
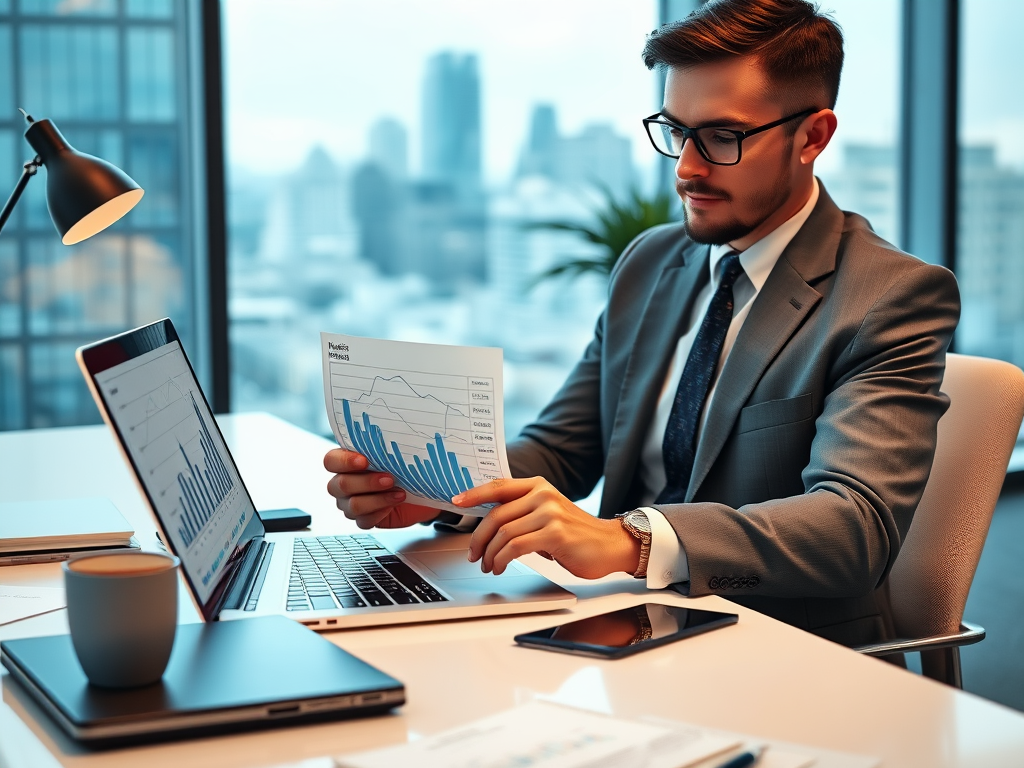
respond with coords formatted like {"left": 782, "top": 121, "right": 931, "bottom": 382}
{"left": 324, "top": 449, "right": 438, "bottom": 529}
{"left": 453, "top": 477, "right": 641, "bottom": 579}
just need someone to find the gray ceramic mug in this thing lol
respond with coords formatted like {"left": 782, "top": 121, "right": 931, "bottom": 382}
{"left": 63, "top": 552, "right": 180, "bottom": 689}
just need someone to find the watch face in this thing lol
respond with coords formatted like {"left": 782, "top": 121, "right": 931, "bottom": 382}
{"left": 625, "top": 510, "right": 652, "bottom": 538}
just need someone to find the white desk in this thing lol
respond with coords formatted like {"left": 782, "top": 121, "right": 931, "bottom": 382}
{"left": 1, "top": 413, "right": 1023, "bottom": 767}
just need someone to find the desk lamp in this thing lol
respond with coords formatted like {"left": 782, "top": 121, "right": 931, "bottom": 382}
{"left": 0, "top": 110, "right": 144, "bottom": 244}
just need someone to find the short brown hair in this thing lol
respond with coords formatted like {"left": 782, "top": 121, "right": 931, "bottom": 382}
{"left": 642, "top": 0, "right": 844, "bottom": 110}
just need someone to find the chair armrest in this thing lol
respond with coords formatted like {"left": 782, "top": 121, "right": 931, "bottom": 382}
{"left": 853, "top": 621, "right": 985, "bottom": 657}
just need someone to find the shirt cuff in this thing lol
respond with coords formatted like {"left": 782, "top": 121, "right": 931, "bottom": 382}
{"left": 639, "top": 507, "right": 689, "bottom": 589}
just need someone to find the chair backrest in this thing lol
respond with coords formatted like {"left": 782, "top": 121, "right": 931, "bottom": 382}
{"left": 889, "top": 353, "right": 1024, "bottom": 639}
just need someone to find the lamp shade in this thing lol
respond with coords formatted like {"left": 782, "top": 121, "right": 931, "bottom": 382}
{"left": 25, "top": 118, "right": 144, "bottom": 245}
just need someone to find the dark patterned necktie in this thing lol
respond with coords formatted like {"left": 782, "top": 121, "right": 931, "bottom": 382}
{"left": 656, "top": 252, "right": 744, "bottom": 504}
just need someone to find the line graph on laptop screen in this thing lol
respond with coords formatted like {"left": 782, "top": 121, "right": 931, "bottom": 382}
{"left": 93, "top": 343, "right": 253, "bottom": 603}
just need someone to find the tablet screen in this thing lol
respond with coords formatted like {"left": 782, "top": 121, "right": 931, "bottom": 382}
{"left": 514, "top": 604, "right": 737, "bottom": 657}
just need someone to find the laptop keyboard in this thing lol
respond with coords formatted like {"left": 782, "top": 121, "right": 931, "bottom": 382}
{"left": 287, "top": 534, "right": 448, "bottom": 612}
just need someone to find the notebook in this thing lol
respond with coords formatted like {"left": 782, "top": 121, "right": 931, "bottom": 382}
{"left": 0, "top": 498, "right": 139, "bottom": 565}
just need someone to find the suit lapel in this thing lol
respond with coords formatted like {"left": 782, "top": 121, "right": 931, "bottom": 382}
{"left": 599, "top": 243, "right": 709, "bottom": 518}
{"left": 685, "top": 184, "right": 846, "bottom": 502}
{"left": 685, "top": 261, "right": 821, "bottom": 500}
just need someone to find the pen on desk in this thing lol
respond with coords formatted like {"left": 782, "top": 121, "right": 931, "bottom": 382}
{"left": 713, "top": 744, "right": 764, "bottom": 768}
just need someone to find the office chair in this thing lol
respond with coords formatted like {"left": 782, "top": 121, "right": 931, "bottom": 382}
{"left": 853, "top": 353, "right": 1024, "bottom": 687}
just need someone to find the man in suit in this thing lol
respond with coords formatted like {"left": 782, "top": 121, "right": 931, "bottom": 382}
{"left": 324, "top": 0, "right": 960, "bottom": 646}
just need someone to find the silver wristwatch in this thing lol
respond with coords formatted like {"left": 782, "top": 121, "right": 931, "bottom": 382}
{"left": 617, "top": 509, "right": 652, "bottom": 579}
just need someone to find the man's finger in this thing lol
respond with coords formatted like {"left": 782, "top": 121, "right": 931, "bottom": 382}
{"left": 451, "top": 477, "right": 536, "bottom": 509}
{"left": 490, "top": 531, "right": 549, "bottom": 576}
{"left": 323, "top": 449, "right": 369, "bottom": 473}
{"left": 469, "top": 495, "right": 536, "bottom": 562}
{"left": 327, "top": 471, "right": 395, "bottom": 499}
{"left": 480, "top": 512, "right": 543, "bottom": 573}
{"left": 343, "top": 489, "right": 407, "bottom": 518}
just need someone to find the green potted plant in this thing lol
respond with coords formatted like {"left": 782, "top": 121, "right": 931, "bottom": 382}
{"left": 529, "top": 187, "right": 678, "bottom": 285}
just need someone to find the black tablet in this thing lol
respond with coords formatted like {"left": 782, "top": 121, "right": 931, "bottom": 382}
{"left": 514, "top": 603, "right": 738, "bottom": 659}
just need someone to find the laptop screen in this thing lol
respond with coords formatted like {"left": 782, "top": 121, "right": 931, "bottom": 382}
{"left": 77, "top": 320, "right": 264, "bottom": 614}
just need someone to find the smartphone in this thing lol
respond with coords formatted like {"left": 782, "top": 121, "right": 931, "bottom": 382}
{"left": 257, "top": 507, "right": 312, "bottom": 532}
{"left": 514, "top": 603, "right": 738, "bottom": 659}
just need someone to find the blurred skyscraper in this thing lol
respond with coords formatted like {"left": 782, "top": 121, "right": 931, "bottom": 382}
{"left": 557, "top": 123, "right": 634, "bottom": 199}
{"left": 957, "top": 145, "right": 1024, "bottom": 364}
{"left": 368, "top": 117, "right": 409, "bottom": 180}
{"left": 421, "top": 52, "right": 481, "bottom": 199}
{"left": 820, "top": 144, "right": 898, "bottom": 244}
{"left": 287, "top": 146, "right": 357, "bottom": 264}
{"left": 517, "top": 105, "right": 635, "bottom": 200}
{"left": 518, "top": 104, "right": 559, "bottom": 179}
{"left": 411, "top": 51, "right": 486, "bottom": 287}
{"left": 352, "top": 161, "right": 405, "bottom": 275}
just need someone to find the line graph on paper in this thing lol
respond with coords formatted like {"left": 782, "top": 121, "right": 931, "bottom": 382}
{"left": 321, "top": 334, "right": 511, "bottom": 515}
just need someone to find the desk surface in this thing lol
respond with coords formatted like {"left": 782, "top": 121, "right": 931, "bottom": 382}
{"left": 1, "top": 413, "right": 1023, "bottom": 768}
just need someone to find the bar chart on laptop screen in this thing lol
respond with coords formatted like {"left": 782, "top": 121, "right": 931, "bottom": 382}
{"left": 94, "top": 344, "right": 252, "bottom": 599}
{"left": 321, "top": 333, "right": 512, "bottom": 515}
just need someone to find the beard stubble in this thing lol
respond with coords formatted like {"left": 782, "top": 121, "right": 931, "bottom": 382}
{"left": 678, "top": 147, "right": 795, "bottom": 246}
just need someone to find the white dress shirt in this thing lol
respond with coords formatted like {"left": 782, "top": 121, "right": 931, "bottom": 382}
{"left": 637, "top": 179, "right": 820, "bottom": 589}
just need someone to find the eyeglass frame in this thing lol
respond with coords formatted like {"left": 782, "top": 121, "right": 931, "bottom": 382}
{"left": 642, "top": 108, "right": 819, "bottom": 166}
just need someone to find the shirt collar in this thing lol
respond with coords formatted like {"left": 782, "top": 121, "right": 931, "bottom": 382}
{"left": 708, "top": 177, "right": 820, "bottom": 291}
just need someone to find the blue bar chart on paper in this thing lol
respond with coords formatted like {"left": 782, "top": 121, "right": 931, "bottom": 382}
{"left": 322, "top": 333, "right": 511, "bottom": 515}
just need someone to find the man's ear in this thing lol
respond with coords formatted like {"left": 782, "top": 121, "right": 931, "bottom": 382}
{"left": 799, "top": 109, "right": 838, "bottom": 165}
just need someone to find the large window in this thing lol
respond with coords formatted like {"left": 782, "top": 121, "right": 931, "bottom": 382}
{"left": 816, "top": 0, "right": 902, "bottom": 246}
{"left": 956, "top": 1, "right": 1024, "bottom": 370}
{"left": 223, "top": 1, "right": 660, "bottom": 439}
{"left": 0, "top": 0, "right": 206, "bottom": 430}
{"left": 222, "top": 1, "right": 903, "bottom": 444}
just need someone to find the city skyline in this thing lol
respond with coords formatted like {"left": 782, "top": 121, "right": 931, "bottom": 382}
{"left": 224, "top": 44, "right": 1024, "bottom": 442}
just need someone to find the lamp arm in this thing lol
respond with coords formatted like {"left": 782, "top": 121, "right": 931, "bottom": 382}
{"left": 0, "top": 156, "right": 43, "bottom": 236}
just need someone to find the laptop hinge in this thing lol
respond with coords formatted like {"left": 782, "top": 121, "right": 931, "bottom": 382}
{"left": 242, "top": 541, "right": 274, "bottom": 611}
{"left": 222, "top": 539, "right": 270, "bottom": 612}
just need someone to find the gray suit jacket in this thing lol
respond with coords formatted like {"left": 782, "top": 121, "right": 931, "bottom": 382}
{"left": 506, "top": 184, "right": 961, "bottom": 646}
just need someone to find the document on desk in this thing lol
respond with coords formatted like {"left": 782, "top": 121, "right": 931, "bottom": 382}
{"left": 335, "top": 701, "right": 881, "bottom": 768}
{"left": 339, "top": 704, "right": 741, "bottom": 768}
{"left": 321, "top": 333, "right": 511, "bottom": 516}
{"left": 335, "top": 701, "right": 741, "bottom": 768}
{"left": 0, "top": 585, "right": 65, "bottom": 626}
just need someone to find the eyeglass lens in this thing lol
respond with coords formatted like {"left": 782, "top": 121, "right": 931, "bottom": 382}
{"left": 652, "top": 123, "right": 740, "bottom": 164}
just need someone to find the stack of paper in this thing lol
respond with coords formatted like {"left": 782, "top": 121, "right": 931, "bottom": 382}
{"left": 0, "top": 498, "right": 135, "bottom": 565}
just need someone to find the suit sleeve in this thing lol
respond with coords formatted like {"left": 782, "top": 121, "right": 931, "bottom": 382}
{"left": 660, "top": 262, "right": 961, "bottom": 599}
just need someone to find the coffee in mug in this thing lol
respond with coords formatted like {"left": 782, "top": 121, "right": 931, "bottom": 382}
{"left": 63, "top": 551, "right": 180, "bottom": 688}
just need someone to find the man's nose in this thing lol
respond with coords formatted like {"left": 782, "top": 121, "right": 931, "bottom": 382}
{"left": 675, "top": 137, "right": 710, "bottom": 180}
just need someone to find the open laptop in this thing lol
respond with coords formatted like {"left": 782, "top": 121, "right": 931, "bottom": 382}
{"left": 76, "top": 319, "right": 575, "bottom": 630}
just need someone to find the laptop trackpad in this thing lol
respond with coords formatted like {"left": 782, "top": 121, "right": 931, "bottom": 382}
{"left": 405, "top": 552, "right": 530, "bottom": 581}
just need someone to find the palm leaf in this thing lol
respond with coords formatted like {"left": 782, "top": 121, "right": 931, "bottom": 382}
{"left": 526, "top": 186, "right": 677, "bottom": 289}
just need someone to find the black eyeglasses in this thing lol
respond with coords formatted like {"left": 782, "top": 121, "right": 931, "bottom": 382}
{"left": 642, "top": 109, "right": 817, "bottom": 166}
